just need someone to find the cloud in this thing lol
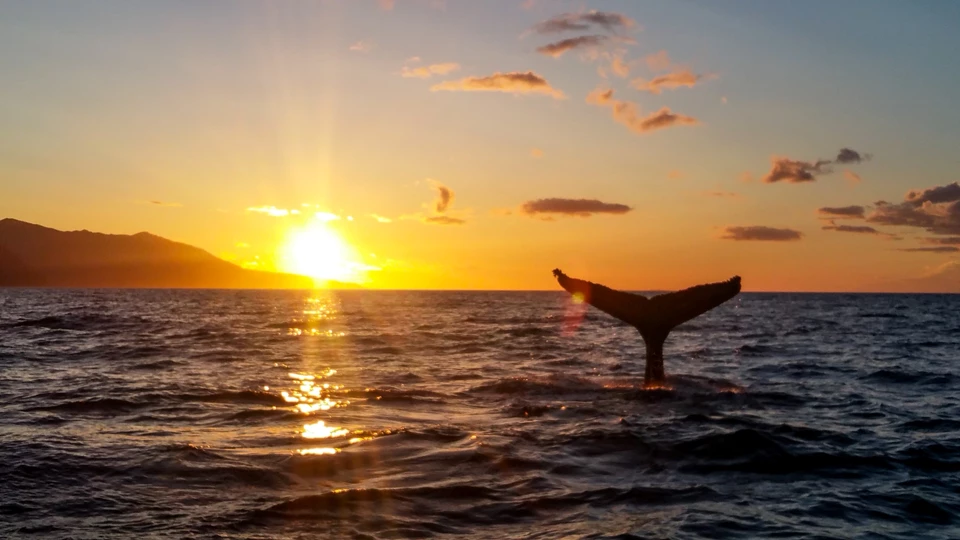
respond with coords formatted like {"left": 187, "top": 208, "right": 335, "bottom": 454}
{"left": 922, "top": 236, "right": 960, "bottom": 245}
{"left": 668, "top": 170, "right": 684, "bottom": 180}
{"left": 530, "top": 148, "right": 544, "bottom": 158}
{"left": 740, "top": 171, "right": 754, "bottom": 183}
{"left": 817, "top": 205, "right": 865, "bottom": 219}
{"left": 314, "top": 212, "right": 341, "bottom": 222}
{"left": 536, "top": 35, "right": 607, "bottom": 58}
{"left": 369, "top": 214, "right": 393, "bottom": 223}
{"left": 414, "top": 180, "right": 467, "bottom": 225}
{"left": 644, "top": 50, "right": 671, "bottom": 71}
{"left": 431, "top": 71, "right": 565, "bottom": 99}
{"left": 519, "top": 198, "right": 632, "bottom": 218}
{"left": 835, "top": 147, "right": 870, "bottom": 164}
{"left": 531, "top": 11, "right": 635, "bottom": 34}
{"left": 609, "top": 51, "right": 630, "bottom": 77}
{"left": 720, "top": 226, "right": 803, "bottom": 241}
{"left": 349, "top": 40, "right": 375, "bottom": 53}
{"left": 899, "top": 246, "right": 959, "bottom": 253}
{"left": 762, "top": 157, "right": 831, "bottom": 184}
{"left": 521, "top": 0, "right": 537, "bottom": 10}
{"left": 432, "top": 182, "right": 454, "bottom": 213}
{"left": 867, "top": 182, "right": 960, "bottom": 235}
{"left": 587, "top": 88, "right": 697, "bottom": 134}
{"left": 401, "top": 62, "right": 460, "bottom": 78}
{"left": 247, "top": 206, "right": 301, "bottom": 217}
{"left": 702, "top": 191, "right": 740, "bottom": 198}
{"left": 424, "top": 215, "right": 466, "bottom": 225}
{"left": 821, "top": 221, "right": 883, "bottom": 234}
{"left": 149, "top": 200, "right": 182, "bottom": 207}
{"left": 632, "top": 69, "right": 707, "bottom": 94}
{"left": 378, "top": 0, "right": 394, "bottom": 10}
{"left": 844, "top": 170, "right": 862, "bottom": 184}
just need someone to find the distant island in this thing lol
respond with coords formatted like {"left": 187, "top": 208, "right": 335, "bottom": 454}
{"left": 0, "top": 218, "right": 352, "bottom": 289}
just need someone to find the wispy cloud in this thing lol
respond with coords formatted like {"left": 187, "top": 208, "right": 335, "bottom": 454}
{"left": 668, "top": 170, "right": 684, "bottom": 180}
{"left": 530, "top": 11, "right": 635, "bottom": 34}
{"left": 424, "top": 215, "right": 466, "bottom": 225}
{"left": 247, "top": 206, "right": 300, "bottom": 217}
{"left": 844, "top": 170, "right": 862, "bottom": 184}
{"left": 370, "top": 214, "right": 393, "bottom": 223}
{"left": 644, "top": 50, "right": 671, "bottom": 71}
{"left": 530, "top": 148, "right": 544, "bottom": 158}
{"left": 401, "top": 62, "right": 460, "bottom": 78}
{"left": 899, "top": 246, "right": 959, "bottom": 253}
{"left": 587, "top": 88, "right": 697, "bottom": 134}
{"left": 821, "top": 221, "right": 883, "bottom": 234}
{"left": 632, "top": 69, "right": 709, "bottom": 94}
{"left": 720, "top": 226, "right": 803, "bottom": 241}
{"left": 536, "top": 35, "right": 607, "bottom": 58}
{"left": 921, "top": 236, "right": 960, "bottom": 245}
{"left": 349, "top": 40, "right": 375, "bottom": 53}
{"left": 432, "top": 71, "right": 565, "bottom": 99}
{"left": 702, "top": 191, "right": 740, "bottom": 198}
{"left": 817, "top": 205, "right": 865, "bottom": 219}
{"left": 378, "top": 0, "right": 394, "bottom": 10}
{"left": 148, "top": 200, "right": 182, "bottom": 208}
{"left": 519, "top": 198, "right": 632, "bottom": 218}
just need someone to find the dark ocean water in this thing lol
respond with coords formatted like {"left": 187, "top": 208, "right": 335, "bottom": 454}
{"left": 1, "top": 289, "right": 959, "bottom": 539}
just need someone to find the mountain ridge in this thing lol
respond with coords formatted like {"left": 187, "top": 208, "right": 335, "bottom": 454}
{"left": 0, "top": 218, "right": 352, "bottom": 289}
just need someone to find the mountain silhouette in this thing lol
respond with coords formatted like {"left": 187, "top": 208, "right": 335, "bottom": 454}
{"left": 0, "top": 218, "right": 344, "bottom": 289}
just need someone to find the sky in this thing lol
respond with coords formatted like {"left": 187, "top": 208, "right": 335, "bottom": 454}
{"left": 2, "top": 0, "right": 960, "bottom": 291}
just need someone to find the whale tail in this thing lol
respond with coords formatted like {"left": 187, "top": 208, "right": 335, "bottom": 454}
{"left": 552, "top": 269, "right": 741, "bottom": 385}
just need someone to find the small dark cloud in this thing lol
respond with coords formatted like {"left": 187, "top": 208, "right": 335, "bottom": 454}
{"left": 835, "top": 148, "right": 870, "bottom": 164}
{"left": 433, "top": 184, "right": 453, "bottom": 213}
{"left": 899, "top": 246, "right": 959, "bottom": 253}
{"left": 424, "top": 215, "right": 465, "bottom": 225}
{"left": 149, "top": 200, "right": 182, "bottom": 208}
{"left": 762, "top": 157, "right": 831, "bottom": 184}
{"left": 520, "top": 198, "right": 632, "bottom": 218}
{"left": 817, "top": 205, "right": 865, "bottom": 219}
{"left": 720, "top": 226, "right": 803, "bottom": 241}
{"left": 536, "top": 35, "right": 607, "bottom": 58}
{"left": 531, "top": 11, "right": 635, "bottom": 34}
{"left": 702, "top": 191, "right": 740, "bottom": 198}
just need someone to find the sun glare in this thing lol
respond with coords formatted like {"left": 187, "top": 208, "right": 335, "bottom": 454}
{"left": 279, "top": 222, "right": 369, "bottom": 283}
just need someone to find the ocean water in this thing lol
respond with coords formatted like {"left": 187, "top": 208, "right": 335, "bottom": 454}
{"left": 1, "top": 289, "right": 958, "bottom": 539}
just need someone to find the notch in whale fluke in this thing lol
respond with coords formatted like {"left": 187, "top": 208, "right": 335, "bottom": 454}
{"left": 552, "top": 269, "right": 741, "bottom": 386}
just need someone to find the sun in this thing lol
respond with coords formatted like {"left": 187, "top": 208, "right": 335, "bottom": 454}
{"left": 279, "top": 222, "right": 367, "bottom": 283}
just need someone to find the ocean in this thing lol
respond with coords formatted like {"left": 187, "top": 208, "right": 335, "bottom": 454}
{"left": 1, "top": 289, "right": 958, "bottom": 539}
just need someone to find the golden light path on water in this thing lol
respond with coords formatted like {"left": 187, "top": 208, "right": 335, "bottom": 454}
{"left": 268, "top": 293, "right": 391, "bottom": 457}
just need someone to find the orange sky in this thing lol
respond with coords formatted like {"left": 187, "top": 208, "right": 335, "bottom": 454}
{"left": 2, "top": 1, "right": 959, "bottom": 292}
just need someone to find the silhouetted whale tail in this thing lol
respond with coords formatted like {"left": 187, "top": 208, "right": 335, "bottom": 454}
{"left": 552, "top": 269, "right": 741, "bottom": 386}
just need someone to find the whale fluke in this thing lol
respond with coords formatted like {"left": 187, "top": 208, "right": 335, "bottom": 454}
{"left": 552, "top": 269, "right": 741, "bottom": 386}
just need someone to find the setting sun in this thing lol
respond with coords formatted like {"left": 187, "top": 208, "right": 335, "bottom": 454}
{"left": 279, "top": 221, "right": 370, "bottom": 284}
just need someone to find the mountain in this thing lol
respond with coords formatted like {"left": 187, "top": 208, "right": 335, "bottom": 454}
{"left": 0, "top": 218, "right": 340, "bottom": 289}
